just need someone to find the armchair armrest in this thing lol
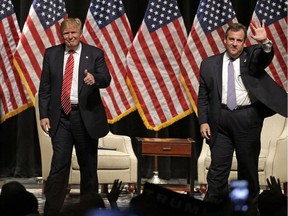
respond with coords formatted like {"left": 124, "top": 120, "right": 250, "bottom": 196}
{"left": 101, "top": 133, "right": 138, "bottom": 182}
{"left": 265, "top": 118, "right": 287, "bottom": 184}
{"left": 197, "top": 140, "right": 210, "bottom": 184}
{"left": 38, "top": 131, "right": 53, "bottom": 180}
{"left": 271, "top": 137, "right": 287, "bottom": 183}
{"left": 35, "top": 92, "right": 53, "bottom": 181}
{"left": 102, "top": 133, "right": 135, "bottom": 155}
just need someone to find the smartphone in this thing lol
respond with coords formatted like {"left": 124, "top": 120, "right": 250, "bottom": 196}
{"left": 229, "top": 180, "right": 249, "bottom": 212}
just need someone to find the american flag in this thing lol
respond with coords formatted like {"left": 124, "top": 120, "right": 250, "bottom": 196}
{"left": 246, "top": 0, "right": 287, "bottom": 91}
{"left": 82, "top": 0, "right": 136, "bottom": 123}
{"left": 13, "top": 0, "right": 67, "bottom": 103}
{"left": 180, "top": 0, "right": 237, "bottom": 114}
{"left": 126, "top": 0, "right": 192, "bottom": 131}
{"left": 0, "top": 0, "right": 32, "bottom": 123}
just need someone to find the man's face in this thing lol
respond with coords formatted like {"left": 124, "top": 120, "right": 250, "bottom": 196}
{"left": 62, "top": 23, "right": 82, "bottom": 49}
{"left": 224, "top": 29, "right": 245, "bottom": 59}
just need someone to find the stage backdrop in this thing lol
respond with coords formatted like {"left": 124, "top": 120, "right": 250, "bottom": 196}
{"left": 0, "top": 0, "right": 257, "bottom": 179}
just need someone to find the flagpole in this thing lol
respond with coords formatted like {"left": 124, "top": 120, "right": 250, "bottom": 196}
{"left": 147, "top": 131, "right": 167, "bottom": 184}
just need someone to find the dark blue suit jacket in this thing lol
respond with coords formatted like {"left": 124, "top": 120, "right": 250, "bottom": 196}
{"left": 38, "top": 42, "right": 111, "bottom": 139}
{"left": 198, "top": 44, "right": 287, "bottom": 145}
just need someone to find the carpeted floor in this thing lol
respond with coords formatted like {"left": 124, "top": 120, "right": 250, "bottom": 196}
{"left": 0, "top": 177, "right": 201, "bottom": 215}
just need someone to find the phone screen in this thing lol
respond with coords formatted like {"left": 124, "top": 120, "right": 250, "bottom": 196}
{"left": 229, "top": 180, "right": 249, "bottom": 212}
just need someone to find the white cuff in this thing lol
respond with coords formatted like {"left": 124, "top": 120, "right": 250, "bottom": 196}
{"left": 262, "top": 39, "right": 273, "bottom": 53}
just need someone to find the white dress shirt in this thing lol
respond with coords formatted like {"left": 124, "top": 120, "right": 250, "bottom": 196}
{"left": 63, "top": 44, "right": 82, "bottom": 104}
{"left": 221, "top": 53, "right": 254, "bottom": 106}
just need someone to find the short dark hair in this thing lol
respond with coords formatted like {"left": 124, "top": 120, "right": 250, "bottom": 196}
{"left": 225, "top": 23, "right": 247, "bottom": 41}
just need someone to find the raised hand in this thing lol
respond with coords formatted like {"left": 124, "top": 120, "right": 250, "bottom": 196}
{"left": 266, "top": 176, "right": 282, "bottom": 196}
{"left": 106, "top": 179, "right": 124, "bottom": 210}
{"left": 250, "top": 19, "right": 268, "bottom": 42}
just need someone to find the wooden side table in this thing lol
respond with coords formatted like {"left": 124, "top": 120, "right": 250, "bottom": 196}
{"left": 136, "top": 137, "right": 195, "bottom": 196}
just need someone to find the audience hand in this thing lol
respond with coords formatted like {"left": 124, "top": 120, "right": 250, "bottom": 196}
{"left": 266, "top": 176, "right": 282, "bottom": 196}
{"left": 106, "top": 179, "right": 124, "bottom": 210}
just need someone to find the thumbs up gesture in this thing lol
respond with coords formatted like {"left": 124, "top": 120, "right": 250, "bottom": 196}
{"left": 84, "top": 69, "right": 95, "bottom": 86}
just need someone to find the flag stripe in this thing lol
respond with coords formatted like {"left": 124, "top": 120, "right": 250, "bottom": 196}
{"left": 127, "top": 45, "right": 161, "bottom": 125}
{"left": 0, "top": 54, "right": 15, "bottom": 112}
{"left": 82, "top": 0, "right": 136, "bottom": 123}
{"left": 134, "top": 30, "right": 167, "bottom": 122}
{"left": 127, "top": 0, "right": 192, "bottom": 130}
{"left": 180, "top": 0, "right": 237, "bottom": 114}
{"left": 146, "top": 23, "right": 191, "bottom": 117}
{"left": 272, "top": 21, "right": 286, "bottom": 51}
{"left": 82, "top": 19, "right": 124, "bottom": 119}
{"left": 267, "top": 23, "right": 286, "bottom": 74}
{"left": 84, "top": 21, "right": 130, "bottom": 114}
{"left": 0, "top": 0, "right": 31, "bottom": 123}
{"left": 26, "top": 16, "right": 46, "bottom": 56}
{"left": 149, "top": 31, "right": 178, "bottom": 118}
{"left": 99, "top": 27, "right": 132, "bottom": 110}
{"left": 120, "top": 15, "right": 134, "bottom": 43}
{"left": 21, "top": 35, "right": 42, "bottom": 79}
{"left": 110, "top": 21, "right": 130, "bottom": 64}
{"left": 0, "top": 19, "right": 17, "bottom": 110}
{"left": 156, "top": 25, "right": 190, "bottom": 112}
{"left": 82, "top": 18, "right": 100, "bottom": 44}
{"left": 246, "top": 0, "right": 287, "bottom": 91}
{"left": 14, "top": 1, "right": 67, "bottom": 102}
{"left": 6, "top": 15, "right": 19, "bottom": 46}
{"left": 180, "top": 41, "right": 200, "bottom": 106}
{"left": 14, "top": 50, "right": 38, "bottom": 95}
{"left": 190, "top": 26, "right": 208, "bottom": 61}
{"left": 266, "top": 28, "right": 286, "bottom": 88}
{"left": 206, "top": 33, "right": 220, "bottom": 54}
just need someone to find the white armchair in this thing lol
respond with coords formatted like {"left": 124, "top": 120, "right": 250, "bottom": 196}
{"left": 197, "top": 113, "right": 287, "bottom": 191}
{"left": 34, "top": 93, "right": 137, "bottom": 193}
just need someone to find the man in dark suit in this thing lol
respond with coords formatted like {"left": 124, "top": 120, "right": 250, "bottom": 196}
{"left": 197, "top": 19, "right": 287, "bottom": 203}
{"left": 38, "top": 18, "right": 111, "bottom": 216}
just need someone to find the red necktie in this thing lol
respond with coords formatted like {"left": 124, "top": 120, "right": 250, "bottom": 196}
{"left": 61, "top": 50, "right": 74, "bottom": 114}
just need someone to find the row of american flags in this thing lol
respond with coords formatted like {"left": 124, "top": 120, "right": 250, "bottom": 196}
{"left": 1, "top": 0, "right": 287, "bottom": 131}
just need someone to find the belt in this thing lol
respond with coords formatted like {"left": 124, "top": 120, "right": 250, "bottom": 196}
{"left": 71, "top": 104, "right": 79, "bottom": 111}
{"left": 221, "top": 104, "right": 251, "bottom": 111}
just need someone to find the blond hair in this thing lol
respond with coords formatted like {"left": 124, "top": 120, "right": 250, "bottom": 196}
{"left": 60, "top": 18, "right": 82, "bottom": 34}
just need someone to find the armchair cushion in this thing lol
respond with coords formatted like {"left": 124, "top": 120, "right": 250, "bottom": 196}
{"left": 71, "top": 148, "right": 131, "bottom": 170}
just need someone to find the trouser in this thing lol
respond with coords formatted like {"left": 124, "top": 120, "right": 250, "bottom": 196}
{"left": 205, "top": 106, "right": 263, "bottom": 201}
{"left": 44, "top": 110, "right": 98, "bottom": 216}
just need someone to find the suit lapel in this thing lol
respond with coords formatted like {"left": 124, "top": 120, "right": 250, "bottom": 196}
{"left": 239, "top": 49, "right": 249, "bottom": 76}
{"left": 56, "top": 45, "right": 65, "bottom": 83}
{"left": 216, "top": 54, "right": 224, "bottom": 99}
{"left": 78, "top": 43, "right": 88, "bottom": 93}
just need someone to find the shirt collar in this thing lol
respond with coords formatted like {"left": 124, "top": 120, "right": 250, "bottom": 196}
{"left": 65, "top": 43, "right": 82, "bottom": 55}
{"left": 224, "top": 52, "right": 240, "bottom": 62}
{"left": 224, "top": 52, "right": 231, "bottom": 62}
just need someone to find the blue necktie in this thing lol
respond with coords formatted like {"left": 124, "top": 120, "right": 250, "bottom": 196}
{"left": 227, "top": 59, "right": 237, "bottom": 110}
